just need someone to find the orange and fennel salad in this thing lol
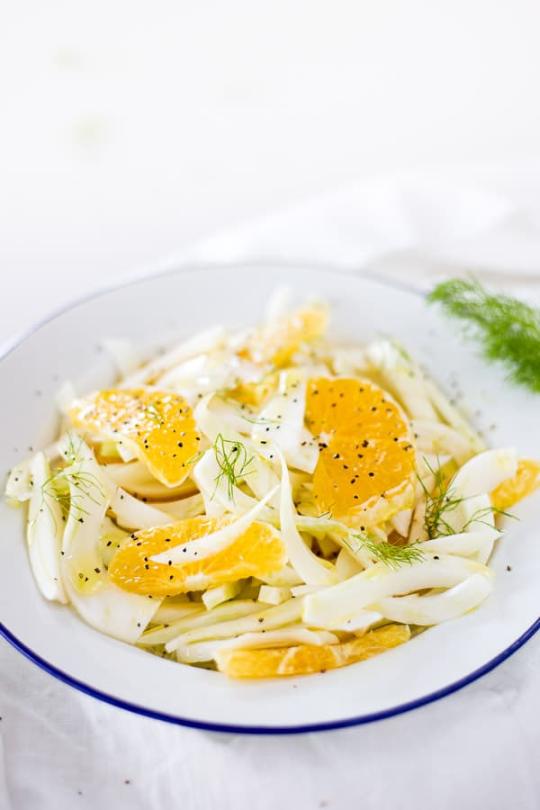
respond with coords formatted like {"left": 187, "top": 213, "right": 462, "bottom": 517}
{"left": 5, "top": 288, "right": 539, "bottom": 679}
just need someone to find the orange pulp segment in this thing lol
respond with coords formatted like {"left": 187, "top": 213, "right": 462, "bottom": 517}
{"left": 229, "top": 373, "right": 279, "bottom": 408}
{"left": 491, "top": 459, "right": 540, "bottom": 510}
{"left": 215, "top": 623, "right": 410, "bottom": 678}
{"left": 108, "top": 516, "right": 286, "bottom": 596}
{"left": 305, "top": 378, "right": 415, "bottom": 523}
{"left": 69, "top": 388, "right": 201, "bottom": 487}
{"left": 240, "top": 305, "right": 328, "bottom": 368}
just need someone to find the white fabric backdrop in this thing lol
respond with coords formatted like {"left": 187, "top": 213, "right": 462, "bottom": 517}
{"left": 1, "top": 174, "right": 540, "bottom": 810}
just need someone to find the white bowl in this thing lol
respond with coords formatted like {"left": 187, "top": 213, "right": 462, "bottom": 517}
{"left": 1, "top": 264, "right": 538, "bottom": 734}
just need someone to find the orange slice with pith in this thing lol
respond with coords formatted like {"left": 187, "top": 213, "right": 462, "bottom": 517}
{"left": 305, "top": 378, "right": 415, "bottom": 525}
{"left": 108, "top": 515, "right": 286, "bottom": 596}
{"left": 491, "top": 459, "right": 540, "bottom": 511}
{"left": 215, "top": 623, "right": 410, "bottom": 678}
{"left": 68, "top": 388, "right": 201, "bottom": 487}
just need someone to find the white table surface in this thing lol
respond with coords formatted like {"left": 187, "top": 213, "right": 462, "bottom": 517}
{"left": 1, "top": 3, "right": 540, "bottom": 809}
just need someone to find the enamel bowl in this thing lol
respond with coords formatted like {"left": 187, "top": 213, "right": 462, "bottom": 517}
{"left": 1, "top": 265, "right": 538, "bottom": 734}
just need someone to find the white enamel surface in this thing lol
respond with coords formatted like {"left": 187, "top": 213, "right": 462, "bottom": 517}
{"left": 0, "top": 265, "right": 539, "bottom": 731}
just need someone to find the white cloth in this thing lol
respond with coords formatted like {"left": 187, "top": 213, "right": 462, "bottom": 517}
{"left": 1, "top": 172, "right": 539, "bottom": 810}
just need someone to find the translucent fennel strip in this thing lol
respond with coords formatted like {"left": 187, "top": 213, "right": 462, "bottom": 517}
{"left": 244, "top": 454, "right": 281, "bottom": 505}
{"left": 327, "top": 609, "right": 383, "bottom": 634}
{"left": 150, "top": 485, "right": 279, "bottom": 564}
{"left": 194, "top": 393, "right": 282, "bottom": 506}
{"left": 443, "top": 448, "right": 517, "bottom": 541}
{"left": 202, "top": 582, "right": 241, "bottom": 610}
{"left": 277, "top": 450, "right": 336, "bottom": 586}
{"left": 194, "top": 394, "right": 279, "bottom": 504}
{"left": 373, "top": 573, "right": 494, "bottom": 625}
{"left": 451, "top": 448, "right": 517, "bottom": 500}
{"left": 154, "top": 350, "right": 226, "bottom": 393}
{"left": 98, "top": 516, "right": 130, "bottom": 567}
{"left": 139, "top": 599, "right": 260, "bottom": 646}
{"left": 59, "top": 436, "right": 161, "bottom": 642}
{"left": 251, "top": 372, "right": 318, "bottom": 473}
{"left": 108, "top": 485, "right": 175, "bottom": 531}
{"left": 165, "top": 597, "right": 305, "bottom": 652}
{"left": 5, "top": 438, "right": 64, "bottom": 503}
{"left": 120, "top": 325, "right": 227, "bottom": 386}
{"left": 418, "top": 530, "right": 500, "bottom": 560}
{"left": 408, "top": 499, "right": 427, "bottom": 544}
{"left": 64, "top": 577, "right": 162, "bottom": 643}
{"left": 194, "top": 397, "right": 277, "bottom": 501}
{"left": 61, "top": 438, "right": 110, "bottom": 587}
{"left": 365, "top": 340, "right": 438, "bottom": 421}
{"left": 303, "top": 555, "right": 489, "bottom": 627}
{"left": 156, "top": 493, "right": 205, "bottom": 520}
{"left": 193, "top": 448, "right": 275, "bottom": 520}
{"left": 258, "top": 585, "right": 291, "bottom": 605}
{"left": 410, "top": 419, "right": 475, "bottom": 465}
{"left": 152, "top": 597, "right": 196, "bottom": 625}
{"left": 26, "top": 452, "right": 67, "bottom": 603}
{"left": 198, "top": 396, "right": 254, "bottom": 439}
{"left": 423, "top": 378, "right": 485, "bottom": 453}
{"left": 390, "top": 509, "right": 413, "bottom": 538}
{"left": 176, "top": 627, "right": 339, "bottom": 665}
{"left": 334, "top": 547, "right": 363, "bottom": 581}
{"left": 257, "top": 566, "right": 304, "bottom": 587}
{"left": 158, "top": 351, "right": 259, "bottom": 402}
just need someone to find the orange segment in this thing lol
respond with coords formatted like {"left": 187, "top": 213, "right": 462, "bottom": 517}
{"left": 491, "top": 459, "right": 540, "bottom": 510}
{"left": 69, "top": 388, "right": 201, "bottom": 487}
{"left": 108, "top": 516, "right": 286, "bottom": 596}
{"left": 216, "top": 623, "right": 410, "bottom": 678}
{"left": 229, "top": 374, "right": 279, "bottom": 408}
{"left": 240, "top": 305, "right": 328, "bottom": 368}
{"left": 305, "top": 378, "right": 415, "bottom": 523}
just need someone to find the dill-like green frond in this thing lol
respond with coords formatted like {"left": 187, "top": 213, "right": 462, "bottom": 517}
{"left": 347, "top": 533, "right": 426, "bottom": 570}
{"left": 417, "top": 455, "right": 514, "bottom": 538}
{"left": 416, "top": 458, "right": 464, "bottom": 539}
{"left": 41, "top": 465, "right": 105, "bottom": 522}
{"left": 213, "top": 434, "right": 254, "bottom": 500}
{"left": 428, "top": 278, "right": 540, "bottom": 392}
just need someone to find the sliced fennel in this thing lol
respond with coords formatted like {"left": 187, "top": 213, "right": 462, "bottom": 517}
{"left": 121, "top": 325, "right": 227, "bottom": 387}
{"left": 108, "top": 486, "right": 175, "bottom": 530}
{"left": 177, "top": 627, "right": 339, "bottom": 665}
{"left": 366, "top": 340, "right": 438, "bottom": 421}
{"left": 26, "top": 452, "right": 67, "bottom": 603}
{"left": 442, "top": 448, "right": 517, "bottom": 547}
{"left": 140, "top": 599, "right": 260, "bottom": 647}
{"left": 202, "top": 582, "right": 241, "bottom": 610}
{"left": 165, "top": 597, "right": 305, "bottom": 652}
{"left": 193, "top": 447, "right": 273, "bottom": 519}
{"left": 251, "top": 371, "right": 318, "bottom": 473}
{"left": 277, "top": 450, "right": 336, "bottom": 587}
{"left": 411, "top": 419, "right": 474, "bottom": 465}
{"left": 58, "top": 436, "right": 162, "bottom": 642}
{"left": 258, "top": 585, "right": 291, "bottom": 605}
{"left": 303, "top": 555, "right": 490, "bottom": 627}
{"left": 156, "top": 494, "right": 205, "bottom": 520}
{"left": 373, "top": 573, "right": 494, "bottom": 625}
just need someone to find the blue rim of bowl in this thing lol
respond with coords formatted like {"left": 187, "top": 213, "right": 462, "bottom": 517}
{"left": 1, "top": 261, "right": 539, "bottom": 735}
